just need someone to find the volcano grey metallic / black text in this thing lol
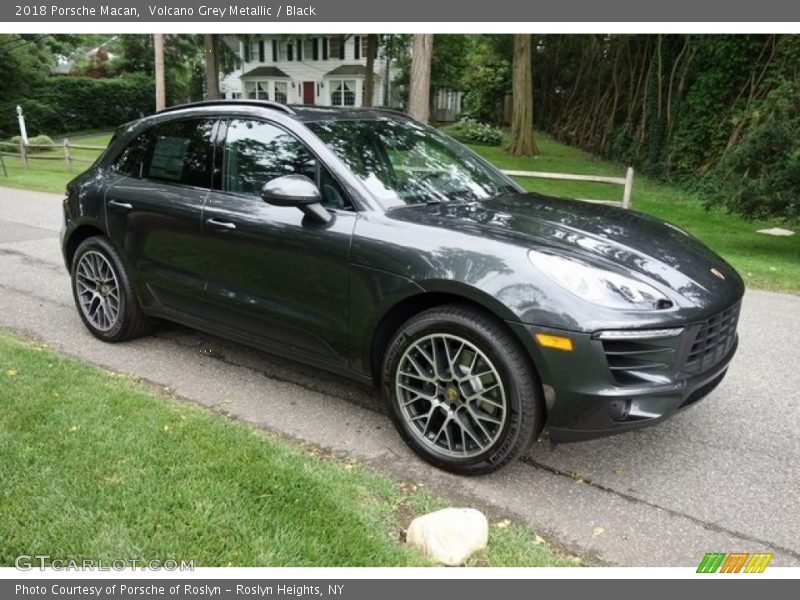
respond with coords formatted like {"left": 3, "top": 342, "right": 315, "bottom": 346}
{"left": 60, "top": 100, "right": 744, "bottom": 474}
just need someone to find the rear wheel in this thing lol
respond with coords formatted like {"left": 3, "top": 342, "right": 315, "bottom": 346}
{"left": 70, "top": 236, "right": 152, "bottom": 342}
{"left": 382, "top": 304, "right": 543, "bottom": 475}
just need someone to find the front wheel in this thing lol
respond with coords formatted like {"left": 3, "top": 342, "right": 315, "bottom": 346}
{"left": 382, "top": 304, "right": 543, "bottom": 475}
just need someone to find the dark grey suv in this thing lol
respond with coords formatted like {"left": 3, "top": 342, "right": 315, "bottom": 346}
{"left": 60, "top": 100, "right": 744, "bottom": 474}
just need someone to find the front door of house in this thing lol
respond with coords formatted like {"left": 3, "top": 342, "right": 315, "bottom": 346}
{"left": 302, "top": 81, "right": 315, "bottom": 105}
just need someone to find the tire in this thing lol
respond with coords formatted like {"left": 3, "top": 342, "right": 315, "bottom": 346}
{"left": 70, "top": 236, "right": 152, "bottom": 343}
{"left": 382, "top": 304, "right": 543, "bottom": 475}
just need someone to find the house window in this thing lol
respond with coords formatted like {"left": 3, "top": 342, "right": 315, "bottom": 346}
{"left": 229, "top": 92, "right": 243, "bottom": 99}
{"left": 244, "top": 81, "right": 270, "bottom": 100}
{"left": 331, "top": 80, "right": 356, "bottom": 107}
{"left": 304, "top": 39, "right": 314, "bottom": 61}
{"left": 274, "top": 81, "right": 288, "bottom": 104}
{"left": 329, "top": 36, "right": 343, "bottom": 60}
{"left": 249, "top": 42, "right": 260, "bottom": 62}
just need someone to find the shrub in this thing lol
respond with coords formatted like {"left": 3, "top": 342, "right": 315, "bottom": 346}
{"left": 701, "top": 81, "right": 800, "bottom": 221}
{"left": 26, "top": 134, "right": 55, "bottom": 153}
{"left": 442, "top": 118, "right": 504, "bottom": 146}
{"left": 0, "top": 74, "right": 154, "bottom": 139}
{"left": 7, "top": 134, "right": 55, "bottom": 153}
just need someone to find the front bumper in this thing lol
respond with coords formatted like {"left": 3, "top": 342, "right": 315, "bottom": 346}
{"left": 507, "top": 305, "right": 740, "bottom": 443}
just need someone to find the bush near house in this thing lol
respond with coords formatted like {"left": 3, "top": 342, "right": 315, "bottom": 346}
{"left": 9, "top": 134, "right": 54, "bottom": 152}
{"left": 0, "top": 74, "right": 154, "bottom": 139}
{"left": 442, "top": 118, "right": 504, "bottom": 146}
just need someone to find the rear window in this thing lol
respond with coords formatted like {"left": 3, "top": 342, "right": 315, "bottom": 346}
{"left": 147, "top": 119, "right": 216, "bottom": 188}
{"left": 111, "top": 118, "right": 217, "bottom": 189}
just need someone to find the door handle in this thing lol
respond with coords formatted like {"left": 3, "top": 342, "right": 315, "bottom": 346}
{"left": 206, "top": 218, "right": 237, "bottom": 231}
{"left": 108, "top": 200, "right": 133, "bottom": 210}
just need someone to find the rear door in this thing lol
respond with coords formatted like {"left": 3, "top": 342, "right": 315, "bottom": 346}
{"left": 105, "top": 118, "right": 217, "bottom": 315}
{"left": 196, "top": 117, "right": 357, "bottom": 366}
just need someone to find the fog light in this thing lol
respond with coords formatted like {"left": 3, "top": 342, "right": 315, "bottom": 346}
{"left": 609, "top": 398, "right": 631, "bottom": 421}
{"left": 534, "top": 333, "right": 573, "bottom": 352}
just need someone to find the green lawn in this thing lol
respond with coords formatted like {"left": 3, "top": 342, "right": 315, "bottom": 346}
{"left": 2, "top": 129, "right": 797, "bottom": 293}
{"left": 0, "top": 330, "right": 576, "bottom": 567}
{"left": 467, "top": 134, "right": 800, "bottom": 294}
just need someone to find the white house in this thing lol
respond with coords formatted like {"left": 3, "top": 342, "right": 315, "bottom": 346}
{"left": 220, "top": 35, "right": 398, "bottom": 108}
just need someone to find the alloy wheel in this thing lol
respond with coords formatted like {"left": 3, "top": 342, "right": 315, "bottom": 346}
{"left": 395, "top": 333, "right": 508, "bottom": 458}
{"left": 75, "top": 250, "right": 121, "bottom": 332}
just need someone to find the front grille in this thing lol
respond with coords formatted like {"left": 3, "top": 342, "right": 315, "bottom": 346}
{"left": 683, "top": 302, "right": 740, "bottom": 375}
{"left": 601, "top": 339, "right": 679, "bottom": 386}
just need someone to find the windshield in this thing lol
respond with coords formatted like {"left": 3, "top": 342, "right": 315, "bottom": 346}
{"left": 307, "top": 118, "right": 518, "bottom": 207}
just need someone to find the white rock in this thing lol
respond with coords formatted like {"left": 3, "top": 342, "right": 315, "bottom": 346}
{"left": 757, "top": 227, "right": 795, "bottom": 237}
{"left": 406, "top": 508, "right": 488, "bottom": 566}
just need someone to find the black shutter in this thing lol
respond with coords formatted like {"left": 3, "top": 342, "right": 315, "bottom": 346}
{"left": 339, "top": 35, "right": 345, "bottom": 59}
{"left": 244, "top": 42, "right": 250, "bottom": 62}
{"left": 258, "top": 41, "right": 265, "bottom": 62}
{"left": 323, "top": 38, "right": 328, "bottom": 60}
{"left": 297, "top": 38, "right": 302, "bottom": 61}
{"left": 354, "top": 35, "right": 360, "bottom": 60}
{"left": 288, "top": 43, "right": 293, "bottom": 61}
{"left": 272, "top": 40, "right": 278, "bottom": 62}
{"left": 312, "top": 38, "right": 319, "bottom": 60}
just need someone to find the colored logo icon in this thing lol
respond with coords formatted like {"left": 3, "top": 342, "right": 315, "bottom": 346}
{"left": 697, "top": 552, "right": 773, "bottom": 573}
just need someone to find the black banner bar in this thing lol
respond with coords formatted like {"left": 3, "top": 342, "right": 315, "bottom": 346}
{"left": 3, "top": 579, "right": 796, "bottom": 600}
{"left": 3, "top": 0, "right": 800, "bottom": 23}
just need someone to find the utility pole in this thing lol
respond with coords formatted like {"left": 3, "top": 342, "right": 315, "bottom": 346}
{"left": 154, "top": 34, "right": 166, "bottom": 111}
{"left": 204, "top": 34, "right": 221, "bottom": 100}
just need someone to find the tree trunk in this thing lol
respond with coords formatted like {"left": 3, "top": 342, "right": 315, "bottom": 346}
{"left": 153, "top": 34, "right": 166, "bottom": 111}
{"left": 408, "top": 34, "right": 433, "bottom": 123}
{"left": 508, "top": 34, "right": 538, "bottom": 156}
{"left": 204, "top": 34, "right": 220, "bottom": 100}
{"left": 363, "top": 34, "right": 378, "bottom": 108}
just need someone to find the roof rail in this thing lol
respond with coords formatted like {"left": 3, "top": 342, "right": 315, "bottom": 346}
{"left": 370, "top": 107, "right": 412, "bottom": 118}
{"left": 158, "top": 99, "right": 296, "bottom": 116}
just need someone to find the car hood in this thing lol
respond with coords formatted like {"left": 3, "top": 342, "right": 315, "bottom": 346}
{"left": 388, "top": 193, "right": 744, "bottom": 308}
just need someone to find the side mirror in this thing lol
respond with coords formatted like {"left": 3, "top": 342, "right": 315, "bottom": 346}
{"left": 261, "top": 174, "right": 331, "bottom": 223}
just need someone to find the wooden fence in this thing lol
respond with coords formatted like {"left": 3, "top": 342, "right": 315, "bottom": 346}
{"left": 502, "top": 166, "right": 634, "bottom": 209}
{"left": 0, "top": 139, "right": 106, "bottom": 173}
{"left": 0, "top": 138, "right": 634, "bottom": 209}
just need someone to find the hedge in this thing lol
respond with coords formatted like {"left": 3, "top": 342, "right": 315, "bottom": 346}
{"left": 0, "top": 74, "right": 155, "bottom": 139}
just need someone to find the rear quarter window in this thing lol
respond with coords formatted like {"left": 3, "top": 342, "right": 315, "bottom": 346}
{"left": 111, "top": 130, "right": 153, "bottom": 178}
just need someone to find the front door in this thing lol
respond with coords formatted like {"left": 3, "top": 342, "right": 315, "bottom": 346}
{"left": 198, "top": 117, "right": 356, "bottom": 367}
{"left": 302, "top": 81, "right": 315, "bottom": 105}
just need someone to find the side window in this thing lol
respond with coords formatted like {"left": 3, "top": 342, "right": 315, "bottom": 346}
{"left": 223, "top": 118, "right": 350, "bottom": 210}
{"left": 145, "top": 119, "right": 216, "bottom": 188}
{"left": 111, "top": 130, "right": 153, "bottom": 178}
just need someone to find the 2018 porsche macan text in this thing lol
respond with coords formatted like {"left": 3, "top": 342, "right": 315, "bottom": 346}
{"left": 60, "top": 100, "right": 743, "bottom": 474}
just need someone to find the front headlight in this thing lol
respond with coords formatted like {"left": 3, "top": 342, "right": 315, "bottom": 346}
{"left": 528, "top": 250, "right": 672, "bottom": 310}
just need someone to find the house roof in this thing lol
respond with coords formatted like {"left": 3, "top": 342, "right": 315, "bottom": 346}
{"left": 241, "top": 66, "right": 290, "bottom": 78}
{"left": 324, "top": 65, "right": 377, "bottom": 78}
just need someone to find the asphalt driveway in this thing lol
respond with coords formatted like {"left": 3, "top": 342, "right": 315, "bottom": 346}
{"left": 1, "top": 186, "right": 798, "bottom": 566}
